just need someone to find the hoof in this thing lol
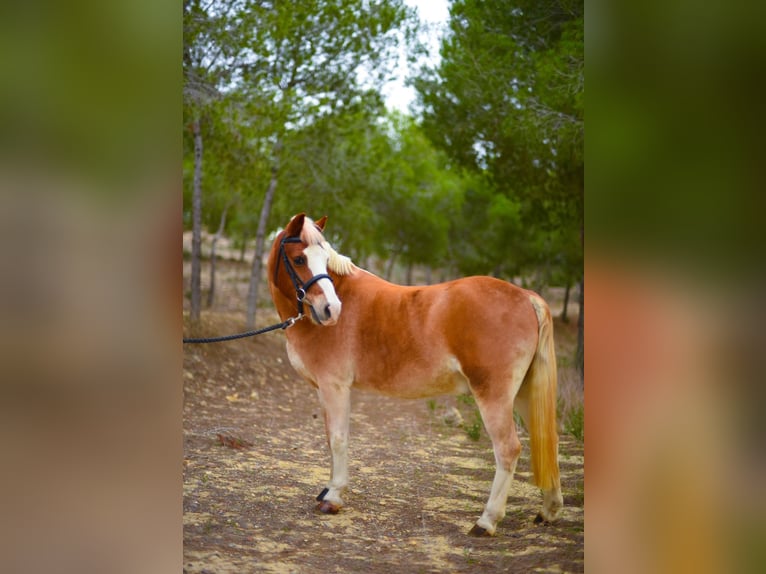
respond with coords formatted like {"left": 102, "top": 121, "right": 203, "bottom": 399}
{"left": 534, "top": 513, "right": 551, "bottom": 525}
{"left": 316, "top": 487, "right": 329, "bottom": 502}
{"left": 468, "top": 524, "right": 493, "bottom": 537}
{"left": 317, "top": 500, "right": 340, "bottom": 514}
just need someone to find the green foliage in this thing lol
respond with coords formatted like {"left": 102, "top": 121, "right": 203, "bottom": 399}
{"left": 182, "top": 0, "right": 583, "bottom": 308}
{"left": 464, "top": 414, "right": 483, "bottom": 442}
{"left": 274, "top": 106, "right": 392, "bottom": 259}
{"left": 182, "top": 0, "right": 421, "bottom": 248}
{"left": 415, "top": 0, "right": 584, "bottom": 284}
{"left": 455, "top": 393, "right": 483, "bottom": 441}
{"left": 562, "top": 402, "right": 584, "bottom": 442}
{"left": 457, "top": 393, "right": 475, "bottom": 407}
{"left": 273, "top": 109, "right": 466, "bottom": 270}
{"left": 372, "top": 114, "right": 463, "bottom": 268}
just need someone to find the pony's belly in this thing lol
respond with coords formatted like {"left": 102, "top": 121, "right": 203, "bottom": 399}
{"left": 354, "top": 356, "right": 470, "bottom": 399}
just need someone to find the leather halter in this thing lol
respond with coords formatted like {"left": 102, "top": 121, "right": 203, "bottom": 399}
{"left": 274, "top": 236, "right": 333, "bottom": 316}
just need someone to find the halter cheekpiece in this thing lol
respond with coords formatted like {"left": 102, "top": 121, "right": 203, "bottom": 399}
{"left": 275, "top": 236, "right": 333, "bottom": 316}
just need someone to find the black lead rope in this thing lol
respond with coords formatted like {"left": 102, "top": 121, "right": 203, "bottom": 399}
{"left": 182, "top": 314, "right": 303, "bottom": 344}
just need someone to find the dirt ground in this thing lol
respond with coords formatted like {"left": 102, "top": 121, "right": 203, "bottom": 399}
{"left": 183, "top": 259, "right": 584, "bottom": 573}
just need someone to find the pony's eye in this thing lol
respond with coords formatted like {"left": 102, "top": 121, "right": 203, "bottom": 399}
{"left": 293, "top": 256, "right": 306, "bottom": 266}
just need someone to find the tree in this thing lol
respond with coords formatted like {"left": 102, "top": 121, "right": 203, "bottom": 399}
{"left": 372, "top": 113, "right": 462, "bottom": 277}
{"left": 231, "top": 0, "right": 419, "bottom": 328}
{"left": 183, "top": 1, "right": 420, "bottom": 326}
{"left": 207, "top": 195, "right": 236, "bottom": 308}
{"left": 416, "top": 0, "right": 583, "bottom": 224}
{"left": 414, "top": 0, "right": 584, "bottom": 375}
{"left": 275, "top": 102, "right": 392, "bottom": 261}
{"left": 183, "top": 0, "right": 254, "bottom": 324}
{"left": 275, "top": 109, "right": 464, "bottom": 282}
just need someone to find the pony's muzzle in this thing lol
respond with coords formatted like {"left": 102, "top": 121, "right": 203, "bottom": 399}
{"left": 305, "top": 275, "right": 341, "bottom": 325}
{"left": 321, "top": 300, "right": 341, "bottom": 325}
{"left": 306, "top": 295, "right": 341, "bottom": 326}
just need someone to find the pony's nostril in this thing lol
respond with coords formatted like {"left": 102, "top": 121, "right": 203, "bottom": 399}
{"left": 324, "top": 304, "right": 332, "bottom": 320}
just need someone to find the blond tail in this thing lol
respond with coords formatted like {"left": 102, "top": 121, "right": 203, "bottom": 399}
{"left": 525, "top": 296, "right": 560, "bottom": 491}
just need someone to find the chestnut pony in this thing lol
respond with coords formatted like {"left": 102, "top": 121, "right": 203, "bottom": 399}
{"left": 267, "top": 213, "right": 563, "bottom": 536}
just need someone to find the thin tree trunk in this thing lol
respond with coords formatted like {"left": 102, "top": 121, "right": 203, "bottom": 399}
{"left": 190, "top": 118, "right": 203, "bottom": 324}
{"left": 424, "top": 266, "right": 432, "bottom": 285}
{"left": 560, "top": 281, "right": 571, "bottom": 323}
{"left": 246, "top": 139, "right": 282, "bottom": 329}
{"left": 405, "top": 263, "right": 413, "bottom": 285}
{"left": 207, "top": 201, "right": 231, "bottom": 308}
{"left": 384, "top": 250, "right": 398, "bottom": 281}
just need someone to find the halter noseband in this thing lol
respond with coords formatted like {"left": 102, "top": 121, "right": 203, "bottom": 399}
{"left": 275, "top": 236, "right": 333, "bottom": 316}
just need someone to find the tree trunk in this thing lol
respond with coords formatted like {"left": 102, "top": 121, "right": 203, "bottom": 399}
{"left": 384, "top": 250, "right": 398, "bottom": 281}
{"left": 560, "top": 281, "right": 571, "bottom": 323}
{"left": 405, "top": 263, "right": 413, "bottom": 285}
{"left": 190, "top": 118, "right": 203, "bottom": 324}
{"left": 576, "top": 278, "right": 584, "bottom": 384}
{"left": 246, "top": 140, "right": 282, "bottom": 329}
{"left": 207, "top": 201, "right": 231, "bottom": 308}
{"left": 424, "top": 266, "right": 432, "bottom": 285}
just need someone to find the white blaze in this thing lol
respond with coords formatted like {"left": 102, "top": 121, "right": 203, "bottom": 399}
{"left": 303, "top": 244, "right": 342, "bottom": 324}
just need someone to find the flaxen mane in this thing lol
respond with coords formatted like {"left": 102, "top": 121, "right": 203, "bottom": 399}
{"left": 299, "top": 216, "right": 355, "bottom": 276}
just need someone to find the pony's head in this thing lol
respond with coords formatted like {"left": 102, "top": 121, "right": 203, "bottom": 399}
{"left": 269, "top": 213, "right": 352, "bottom": 326}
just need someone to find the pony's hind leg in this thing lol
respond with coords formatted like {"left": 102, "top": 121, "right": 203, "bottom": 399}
{"left": 468, "top": 393, "right": 523, "bottom": 536}
{"left": 315, "top": 384, "right": 351, "bottom": 514}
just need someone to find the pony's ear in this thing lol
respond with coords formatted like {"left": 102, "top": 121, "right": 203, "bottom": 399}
{"left": 285, "top": 213, "right": 306, "bottom": 237}
{"left": 315, "top": 215, "right": 328, "bottom": 231}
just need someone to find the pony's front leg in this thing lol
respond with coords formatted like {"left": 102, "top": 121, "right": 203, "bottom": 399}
{"left": 315, "top": 383, "right": 351, "bottom": 514}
